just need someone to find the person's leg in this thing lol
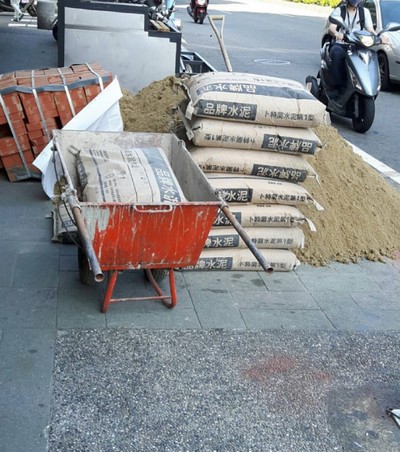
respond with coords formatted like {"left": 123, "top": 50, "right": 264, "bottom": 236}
{"left": 165, "top": 0, "right": 174, "bottom": 18}
{"left": 10, "top": 0, "right": 23, "bottom": 20}
{"left": 329, "top": 43, "right": 346, "bottom": 88}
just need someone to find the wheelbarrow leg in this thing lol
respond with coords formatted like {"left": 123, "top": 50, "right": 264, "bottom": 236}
{"left": 144, "top": 268, "right": 177, "bottom": 308}
{"left": 102, "top": 270, "right": 118, "bottom": 313}
{"left": 165, "top": 268, "right": 177, "bottom": 308}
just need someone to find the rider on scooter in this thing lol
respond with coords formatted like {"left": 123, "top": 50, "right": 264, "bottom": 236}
{"left": 190, "top": 0, "right": 209, "bottom": 12}
{"left": 328, "top": 0, "right": 387, "bottom": 99}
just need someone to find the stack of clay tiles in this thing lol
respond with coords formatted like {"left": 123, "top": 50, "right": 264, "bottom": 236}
{"left": 182, "top": 71, "right": 326, "bottom": 272}
{"left": 0, "top": 63, "right": 113, "bottom": 182}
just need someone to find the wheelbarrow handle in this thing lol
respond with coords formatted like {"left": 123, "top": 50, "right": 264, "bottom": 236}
{"left": 220, "top": 204, "right": 273, "bottom": 274}
{"left": 71, "top": 205, "right": 104, "bottom": 283}
{"left": 133, "top": 205, "right": 174, "bottom": 213}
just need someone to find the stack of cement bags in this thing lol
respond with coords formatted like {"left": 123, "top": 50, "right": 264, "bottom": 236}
{"left": 182, "top": 71, "right": 326, "bottom": 272}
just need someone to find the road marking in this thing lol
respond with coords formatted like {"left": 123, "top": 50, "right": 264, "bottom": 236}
{"left": 8, "top": 17, "right": 37, "bottom": 28}
{"left": 254, "top": 58, "right": 291, "bottom": 65}
{"left": 348, "top": 141, "right": 400, "bottom": 185}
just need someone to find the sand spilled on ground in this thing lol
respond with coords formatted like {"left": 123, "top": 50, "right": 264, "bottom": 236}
{"left": 119, "top": 76, "right": 400, "bottom": 266}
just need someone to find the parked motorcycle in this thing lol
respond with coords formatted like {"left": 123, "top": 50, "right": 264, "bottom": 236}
{"left": 187, "top": 0, "right": 208, "bottom": 25}
{"left": 306, "top": 16, "right": 400, "bottom": 133}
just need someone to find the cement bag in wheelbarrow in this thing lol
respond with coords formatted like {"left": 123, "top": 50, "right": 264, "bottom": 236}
{"left": 183, "top": 72, "right": 326, "bottom": 128}
{"left": 186, "top": 117, "right": 321, "bottom": 155}
{"left": 189, "top": 146, "right": 318, "bottom": 183}
{"left": 205, "top": 226, "right": 305, "bottom": 250}
{"left": 191, "top": 248, "right": 300, "bottom": 272}
{"left": 207, "top": 174, "right": 324, "bottom": 210}
{"left": 75, "top": 146, "right": 186, "bottom": 203}
{"left": 212, "top": 204, "right": 316, "bottom": 231}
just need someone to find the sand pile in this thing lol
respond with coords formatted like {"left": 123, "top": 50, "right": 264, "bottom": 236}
{"left": 119, "top": 76, "right": 400, "bottom": 266}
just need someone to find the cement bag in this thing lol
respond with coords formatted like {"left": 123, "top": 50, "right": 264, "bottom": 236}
{"left": 191, "top": 248, "right": 300, "bottom": 272}
{"left": 213, "top": 204, "right": 316, "bottom": 231}
{"left": 186, "top": 117, "right": 321, "bottom": 155}
{"left": 75, "top": 146, "right": 186, "bottom": 203}
{"left": 207, "top": 174, "right": 324, "bottom": 210}
{"left": 183, "top": 72, "right": 326, "bottom": 128}
{"left": 190, "top": 146, "right": 318, "bottom": 183}
{"left": 52, "top": 203, "right": 78, "bottom": 244}
{"left": 205, "top": 226, "right": 304, "bottom": 250}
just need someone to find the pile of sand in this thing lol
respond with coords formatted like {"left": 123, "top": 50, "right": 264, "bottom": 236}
{"left": 119, "top": 76, "right": 400, "bottom": 266}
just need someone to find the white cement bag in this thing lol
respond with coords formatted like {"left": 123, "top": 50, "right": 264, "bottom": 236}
{"left": 191, "top": 248, "right": 300, "bottom": 272}
{"left": 186, "top": 117, "right": 321, "bottom": 155}
{"left": 183, "top": 72, "right": 326, "bottom": 128}
{"left": 205, "top": 226, "right": 304, "bottom": 250}
{"left": 207, "top": 174, "right": 324, "bottom": 210}
{"left": 75, "top": 146, "right": 186, "bottom": 203}
{"left": 213, "top": 204, "right": 315, "bottom": 230}
{"left": 190, "top": 147, "right": 318, "bottom": 183}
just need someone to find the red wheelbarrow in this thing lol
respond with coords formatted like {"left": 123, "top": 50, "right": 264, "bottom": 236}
{"left": 53, "top": 130, "right": 273, "bottom": 312}
{"left": 53, "top": 130, "right": 224, "bottom": 312}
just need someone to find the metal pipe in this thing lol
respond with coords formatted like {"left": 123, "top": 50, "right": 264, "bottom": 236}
{"left": 70, "top": 204, "right": 104, "bottom": 283}
{"left": 52, "top": 134, "right": 104, "bottom": 283}
{"left": 220, "top": 203, "right": 273, "bottom": 274}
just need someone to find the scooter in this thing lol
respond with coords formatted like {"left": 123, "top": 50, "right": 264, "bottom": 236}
{"left": 187, "top": 0, "right": 208, "bottom": 25}
{"left": 306, "top": 16, "right": 400, "bottom": 133}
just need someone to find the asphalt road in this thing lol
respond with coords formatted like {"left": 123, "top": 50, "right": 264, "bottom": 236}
{"left": 1, "top": 0, "right": 400, "bottom": 173}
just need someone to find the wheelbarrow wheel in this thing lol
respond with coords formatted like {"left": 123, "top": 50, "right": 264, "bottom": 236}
{"left": 78, "top": 247, "right": 95, "bottom": 286}
{"left": 145, "top": 269, "right": 169, "bottom": 283}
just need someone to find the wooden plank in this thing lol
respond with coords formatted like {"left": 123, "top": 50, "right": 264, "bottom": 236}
{"left": 150, "top": 20, "right": 170, "bottom": 32}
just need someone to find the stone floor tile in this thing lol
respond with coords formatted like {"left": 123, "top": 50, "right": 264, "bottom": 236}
{"left": 12, "top": 254, "right": 59, "bottom": 288}
{"left": 0, "top": 288, "right": 57, "bottom": 329}
{"left": 240, "top": 309, "right": 335, "bottom": 330}
{"left": 190, "top": 289, "right": 246, "bottom": 329}
{"left": 0, "top": 328, "right": 54, "bottom": 452}
{"left": 232, "top": 290, "right": 320, "bottom": 310}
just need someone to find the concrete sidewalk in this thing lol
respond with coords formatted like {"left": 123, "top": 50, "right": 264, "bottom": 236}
{"left": 1, "top": 171, "right": 400, "bottom": 451}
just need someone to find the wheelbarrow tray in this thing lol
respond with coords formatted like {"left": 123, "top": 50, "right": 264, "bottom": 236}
{"left": 53, "top": 130, "right": 222, "bottom": 271}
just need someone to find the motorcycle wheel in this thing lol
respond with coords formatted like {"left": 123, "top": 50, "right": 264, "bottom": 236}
{"left": 52, "top": 22, "right": 58, "bottom": 41}
{"left": 198, "top": 11, "right": 205, "bottom": 24}
{"left": 378, "top": 52, "right": 391, "bottom": 92}
{"left": 352, "top": 96, "right": 375, "bottom": 133}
